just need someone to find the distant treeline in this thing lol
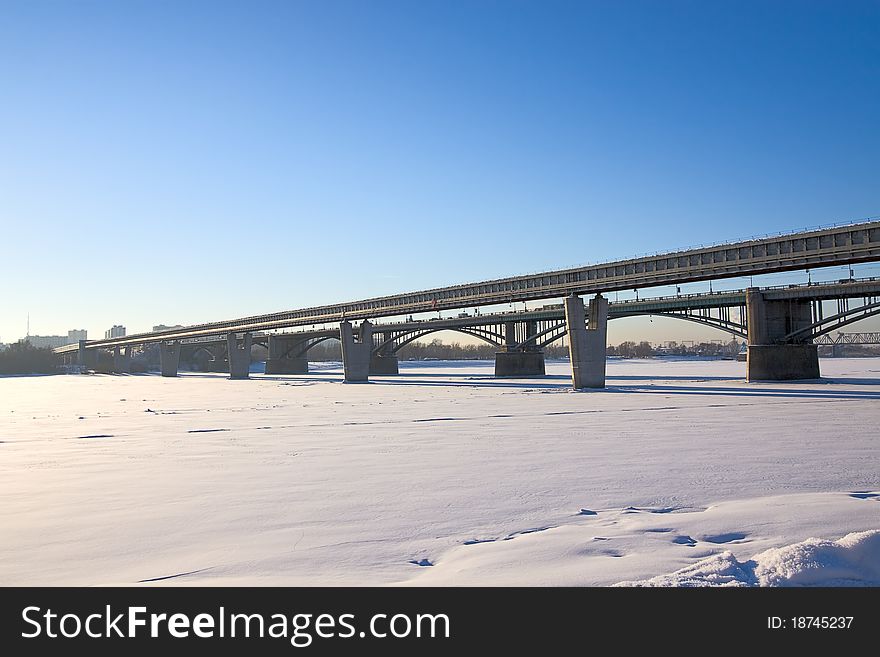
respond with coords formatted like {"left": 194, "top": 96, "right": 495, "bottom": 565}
{"left": 609, "top": 340, "right": 742, "bottom": 358}
{"left": 0, "top": 342, "right": 59, "bottom": 374}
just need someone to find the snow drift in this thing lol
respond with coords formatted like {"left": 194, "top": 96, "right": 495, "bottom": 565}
{"left": 619, "top": 530, "right": 880, "bottom": 587}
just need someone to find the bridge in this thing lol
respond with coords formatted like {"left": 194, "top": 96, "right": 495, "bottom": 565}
{"left": 813, "top": 331, "right": 880, "bottom": 358}
{"left": 814, "top": 331, "right": 880, "bottom": 346}
{"left": 56, "top": 220, "right": 880, "bottom": 386}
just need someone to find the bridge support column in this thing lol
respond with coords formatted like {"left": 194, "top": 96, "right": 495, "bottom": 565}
{"left": 370, "top": 331, "right": 398, "bottom": 375}
{"left": 77, "top": 340, "right": 97, "bottom": 371}
{"left": 159, "top": 341, "right": 181, "bottom": 377}
{"left": 341, "top": 320, "right": 372, "bottom": 382}
{"left": 746, "top": 288, "right": 819, "bottom": 381}
{"left": 495, "top": 321, "right": 546, "bottom": 376}
{"left": 112, "top": 346, "right": 132, "bottom": 374}
{"left": 494, "top": 351, "right": 545, "bottom": 377}
{"left": 369, "top": 354, "right": 399, "bottom": 375}
{"left": 504, "top": 322, "right": 516, "bottom": 347}
{"left": 227, "top": 332, "right": 253, "bottom": 380}
{"left": 265, "top": 335, "right": 309, "bottom": 374}
{"left": 564, "top": 293, "right": 607, "bottom": 389}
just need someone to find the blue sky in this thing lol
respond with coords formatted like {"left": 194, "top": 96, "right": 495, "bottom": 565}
{"left": 1, "top": 0, "right": 879, "bottom": 343}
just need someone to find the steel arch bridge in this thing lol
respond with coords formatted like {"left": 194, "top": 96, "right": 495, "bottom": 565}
{"left": 369, "top": 306, "right": 752, "bottom": 355}
{"left": 190, "top": 283, "right": 880, "bottom": 357}
{"left": 366, "top": 289, "right": 880, "bottom": 354}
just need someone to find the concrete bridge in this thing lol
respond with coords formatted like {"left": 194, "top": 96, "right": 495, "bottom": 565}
{"left": 57, "top": 268, "right": 880, "bottom": 386}
{"left": 55, "top": 219, "right": 880, "bottom": 386}
{"left": 61, "top": 220, "right": 880, "bottom": 342}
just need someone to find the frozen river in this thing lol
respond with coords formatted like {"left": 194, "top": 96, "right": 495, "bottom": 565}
{"left": 2, "top": 358, "right": 878, "bottom": 586}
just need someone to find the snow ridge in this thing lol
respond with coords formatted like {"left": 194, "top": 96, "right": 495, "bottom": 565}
{"left": 618, "top": 530, "right": 880, "bottom": 587}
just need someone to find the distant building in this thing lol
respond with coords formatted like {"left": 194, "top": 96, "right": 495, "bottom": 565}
{"left": 152, "top": 324, "right": 184, "bottom": 332}
{"left": 68, "top": 329, "right": 87, "bottom": 343}
{"left": 105, "top": 325, "right": 126, "bottom": 339}
{"left": 26, "top": 335, "right": 69, "bottom": 349}
{"left": 21, "top": 329, "right": 86, "bottom": 349}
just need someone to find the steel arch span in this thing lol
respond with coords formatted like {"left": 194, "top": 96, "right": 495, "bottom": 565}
{"left": 787, "top": 299, "right": 880, "bottom": 342}
{"left": 376, "top": 327, "right": 504, "bottom": 354}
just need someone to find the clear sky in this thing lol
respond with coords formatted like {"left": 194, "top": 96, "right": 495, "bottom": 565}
{"left": 1, "top": 0, "right": 879, "bottom": 344}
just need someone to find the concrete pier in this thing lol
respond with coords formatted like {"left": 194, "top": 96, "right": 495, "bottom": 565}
{"left": 159, "top": 341, "right": 180, "bottom": 377}
{"left": 747, "top": 344, "right": 820, "bottom": 380}
{"left": 746, "top": 288, "right": 819, "bottom": 380}
{"left": 369, "top": 354, "right": 399, "bottom": 375}
{"left": 77, "top": 340, "right": 97, "bottom": 371}
{"left": 564, "top": 293, "right": 608, "bottom": 389}
{"left": 504, "top": 321, "right": 516, "bottom": 347}
{"left": 226, "top": 332, "right": 253, "bottom": 380}
{"left": 370, "top": 331, "right": 399, "bottom": 375}
{"left": 494, "top": 320, "right": 546, "bottom": 376}
{"left": 341, "top": 320, "right": 372, "bottom": 382}
{"left": 265, "top": 335, "right": 309, "bottom": 374}
{"left": 494, "top": 350, "right": 546, "bottom": 377}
